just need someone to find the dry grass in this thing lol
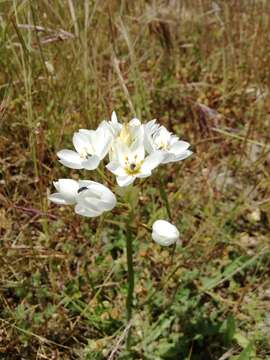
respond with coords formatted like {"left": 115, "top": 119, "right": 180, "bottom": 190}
{"left": 0, "top": 1, "right": 270, "bottom": 359}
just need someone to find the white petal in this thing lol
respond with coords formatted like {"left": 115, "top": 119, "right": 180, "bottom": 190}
{"left": 85, "top": 180, "right": 112, "bottom": 194}
{"left": 111, "top": 111, "right": 117, "bottom": 124}
{"left": 106, "top": 161, "right": 126, "bottom": 176}
{"left": 78, "top": 197, "right": 102, "bottom": 212}
{"left": 79, "top": 129, "right": 95, "bottom": 137}
{"left": 96, "top": 128, "right": 113, "bottom": 159}
{"left": 48, "top": 179, "right": 79, "bottom": 205}
{"left": 161, "top": 152, "right": 174, "bottom": 164}
{"left": 116, "top": 175, "right": 134, "bottom": 187}
{"left": 73, "top": 132, "right": 92, "bottom": 154}
{"left": 53, "top": 181, "right": 61, "bottom": 192}
{"left": 82, "top": 155, "right": 101, "bottom": 170}
{"left": 57, "top": 179, "right": 79, "bottom": 197}
{"left": 169, "top": 140, "right": 190, "bottom": 155}
{"left": 129, "top": 118, "right": 141, "bottom": 127}
{"left": 173, "top": 149, "right": 192, "bottom": 161}
{"left": 137, "top": 144, "right": 145, "bottom": 162}
{"left": 78, "top": 180, "right": 93, "bottom": 188}
{"left": 57, "top": 149, "right": 83, "bottom": 169}
{"left": 106, "top": 161, "right": 119, "bottom": 173}
{"left": 137, "top": 172, "right": 151, "bottom": 179}
{"left": 78, "top": 182, "right": 117, "bottom": 212}
{"left": 113, "top": 140, "right": 130, "bottom": 165}
{"left": 88, "top": 182, "right": 116, "bottom": 206}
{"left": 75, "top": 204, "right": 102, "bottom": 217}
{"left": 144, "top": 133, "right": 155, "bottom": 154}
{"left": 129, "top": 142, "right": 145, "bottom": 162}
{"left": 109, "top": 111, "right": 122, "bottom": 136}
{"left": 48, "top": 193, "right": 73, "bottom": 205}
{"left": 141, "top": 151, "right": 164, "bottom": 173}
{"left": 95, "top": 198, "right": 116, "bottom": 212}
{"left": 162, "top": 150, "right": 192, "bottom": 164}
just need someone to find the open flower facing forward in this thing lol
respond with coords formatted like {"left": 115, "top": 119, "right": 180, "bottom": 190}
{"left": 152, "top": 220, "right": 180, "bottom": 246}
{"left": 57, "top": 122, "right": 112, "bottom": 170}
{"left": 144, "top": 124, "right": 192, "bottom": 164}
{"left": 106, "top": 139, "right": 164, "bottom": 187}
{"left": 48, "top": 179, "right": 116, "bottom": 217}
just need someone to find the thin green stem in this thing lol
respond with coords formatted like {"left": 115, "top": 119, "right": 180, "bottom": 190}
{"left": 158, "top": 177, "right": 176, "bottom": 264}
{"left": 126, "top": 211, "right": 134, "bottom": 349}
{"left": 159, "top": 178, "right": 172, "bottom": 220}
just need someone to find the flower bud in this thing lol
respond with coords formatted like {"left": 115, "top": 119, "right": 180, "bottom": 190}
{"left": 152, "top": 220, "right": 180, "bottom": 246}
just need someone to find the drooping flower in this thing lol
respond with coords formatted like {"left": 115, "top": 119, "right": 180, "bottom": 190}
{"left": 48, "top": 179, "right": 116, "bottom": 217}
{"left": 151, "top": 220, "right": 180, "bottom": 246}
{"left": 75, "top": 180, "right": 116, "bottom": 217}
{"left": 144, "top": 124, "right": 192, "bottom": 164}
{"left": 57, "top": 122, "right": 112, "bottom": 170}
{"left": 106, "top": 138, "right": 164, "bottom": 187}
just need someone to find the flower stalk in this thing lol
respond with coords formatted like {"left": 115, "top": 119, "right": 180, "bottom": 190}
{"left": 158, "top": 178, "right": 176, "bottom": 263}
{"left": 125, "top": 208, "right": 135, "bottom": 349}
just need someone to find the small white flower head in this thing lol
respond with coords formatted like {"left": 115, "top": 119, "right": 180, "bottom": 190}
{"left": 106, "top": 139, "right": 164, "bottom": 187}
{"left": 144, "top": 124, "right": 192, "bottom": 164}
{"left": 48, "top": 179, "right": 116, "bottom": 217}
{"left": 152, "top": 220, "right": 180, "bottom": 246}
{"left": 57, "top": 122, "right": 112, "bottom": 170}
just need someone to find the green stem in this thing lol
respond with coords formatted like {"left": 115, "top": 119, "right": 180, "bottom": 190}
{"left": 159, "top": 178, "right": 176, "bottom": 264}
{"left": 159, "top": 178, "right": 172, "bottom": 220}
{"left": 126, "top": 211, "right": 134, "bottom": 349}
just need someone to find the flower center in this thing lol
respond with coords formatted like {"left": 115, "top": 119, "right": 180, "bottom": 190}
{"left": 124, "top": 155, "right": 142, "bottom": 175}
{"left": 79, "top": 145, "right": 93, "bottom": 159}
{"left": 157, "top": 140, "right": 168, "bottom": 150}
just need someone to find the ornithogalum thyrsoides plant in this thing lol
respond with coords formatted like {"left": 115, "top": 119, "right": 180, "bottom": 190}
{"left": 48, "top": 111, "right": 192, "bottom": 349}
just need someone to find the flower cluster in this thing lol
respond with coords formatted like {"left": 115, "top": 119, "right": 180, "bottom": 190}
{"left": 48, "top": 112, "right": 192, "bottom": 240}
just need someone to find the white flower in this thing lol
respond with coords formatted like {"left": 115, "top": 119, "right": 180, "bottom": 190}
{"left": 152, "top": 220, "right": 180, "bottom": 246}
{"left": 144, "top": 124, "right": 192, "bottom": 164}
{"left": 48, "top": 179, "right": 116, "bottom": 217}
{"left": 106, "top": 138, "right": 164, "bottom": 187}
{"left": 75, "top": 181, "right": 116, "bottom": 217}
{"left": 57, "top": 122, "right": 112, "bottom": 170}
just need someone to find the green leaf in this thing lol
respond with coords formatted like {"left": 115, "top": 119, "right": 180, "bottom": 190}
{"left": 143, "top": 315, "right": 174, "bottom": 346}
{"left": 221, "top": 315, "right": 236, "bottom": 345}
{"left": 235, "top": 343, "right": 254, "bottom": 360}
{"left": 201, "top": 253, "right": 265, "bottom": 291}
{"left": 234, "top": 333, "right": 250, "bottom": 348}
